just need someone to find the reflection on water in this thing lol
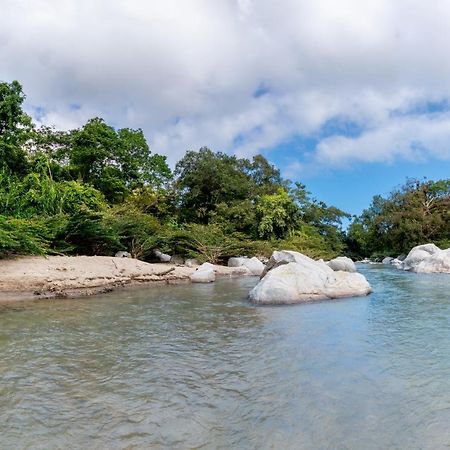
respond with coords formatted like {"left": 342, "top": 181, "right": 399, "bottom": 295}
{"left": 1, "top": 267, "right": 450, "bottom": 449}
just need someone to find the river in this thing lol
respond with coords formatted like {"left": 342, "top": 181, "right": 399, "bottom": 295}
{"left": 1, "top": 265, "right": 449, "bottom": 449}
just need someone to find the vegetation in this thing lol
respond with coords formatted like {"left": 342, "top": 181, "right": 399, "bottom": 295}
{"left": 346, "top": 178, "right": 450, "bottom": 259}
{"left": 4, "top": 80, "right": 448, "bottom": 263}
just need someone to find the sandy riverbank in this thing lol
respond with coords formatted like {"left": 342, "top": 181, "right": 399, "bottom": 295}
{"left": 0, "top": 256, "right": 252, "bottom": 303}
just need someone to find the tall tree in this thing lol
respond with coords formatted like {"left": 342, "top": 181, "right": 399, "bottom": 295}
{"left": 69, "top": 118, "right": 171, "bottom": 201}
{"left": 0, "top": 80, "right": 33, "bottom": 175}
{"left": 174, "top": 147, "right": 254, "bottom": 222}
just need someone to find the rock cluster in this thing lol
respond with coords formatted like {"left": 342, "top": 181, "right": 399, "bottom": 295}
{"left": 249, "top": 250, "right": 371, "bottom": 305}
{"left": 228, "top": 257, "right": 265, "bottom": 276}
{"left": 400, "top": 244, "right": 450, "bottom": 273}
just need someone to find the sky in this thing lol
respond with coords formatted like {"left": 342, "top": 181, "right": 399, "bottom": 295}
{"left": 1, "top": 0, "right": 450, "bottom": 216}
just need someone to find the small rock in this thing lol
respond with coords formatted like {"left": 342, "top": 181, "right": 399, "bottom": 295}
{"left": 190, "top": 262, "right": 216, "bottom": 283}
{"left": 154, "top": 250, "right": 171, "bottom": 263}
{"left": 185, "top": 258, "right": 200, "bottom": 268}
{"left": 115, "top": 251, "right": 131, "bottom": 258}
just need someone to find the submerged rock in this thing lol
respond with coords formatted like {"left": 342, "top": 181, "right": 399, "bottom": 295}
{"left": 401, "top": 244, "right": 450, "bottom": 273}
{"left": 327, "top": 256, "right": 357, "bottom": 272}
{"left": 190, "top": 262, "right": 216, "bottom": 283}
{"left": 228, "top": 257, "right": 265, "bottom": 276}
{"left": 249, "top": 250, "right": 371, "bottom": 305}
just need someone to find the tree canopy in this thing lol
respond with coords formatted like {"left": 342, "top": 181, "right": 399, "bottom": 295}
{"left": 0, "top": 79, "right": 382, "bottom": 262}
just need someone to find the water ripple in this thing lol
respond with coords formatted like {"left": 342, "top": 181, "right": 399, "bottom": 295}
{"left": 1, "top": 270, "right": 450, "bottom": 449}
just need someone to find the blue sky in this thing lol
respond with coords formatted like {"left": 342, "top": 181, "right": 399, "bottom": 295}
{"left": 269, "top": 142, "right": 450, "bottom": 216}
{"left": 2, "top": 0, "right": 450, "bottom": 217}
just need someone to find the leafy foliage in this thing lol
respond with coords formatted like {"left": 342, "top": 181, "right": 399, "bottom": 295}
{"left": 164, "top": 224, "right": 253, "bottom": 264}
{"left": 0, "top": 216, "right": 49, "bottom": 257}
{"left": 347, "top": 178, "right": 450, "bottom": 258}
{"left": 0, "top": 80, "right": 353, "bottom": 261}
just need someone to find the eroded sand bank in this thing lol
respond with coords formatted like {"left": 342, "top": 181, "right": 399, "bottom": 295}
{"left": 0, "top": 256, "right": 250, "bottom": 302}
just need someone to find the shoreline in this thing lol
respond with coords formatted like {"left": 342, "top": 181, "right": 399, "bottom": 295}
{"left": 0, "top": 255, "right": 253, "bottom": 304}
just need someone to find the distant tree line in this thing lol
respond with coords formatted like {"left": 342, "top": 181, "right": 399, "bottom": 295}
{"left": 346, "top": 178, "right": 450, "bottom": 259}
{"left": 1, "top": 80, "right": 448, "bottom": 262}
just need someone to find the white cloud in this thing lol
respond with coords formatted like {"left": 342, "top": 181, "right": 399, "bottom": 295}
{"left": 2, "top": 0, "right": 450, "bottom": 168}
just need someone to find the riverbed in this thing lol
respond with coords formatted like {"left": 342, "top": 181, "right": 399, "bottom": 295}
{"left": 1, "top": 266, "right": 449, "bottom": 449}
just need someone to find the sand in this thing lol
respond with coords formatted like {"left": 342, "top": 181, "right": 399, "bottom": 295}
{"left": 0, "top": 256, "right": 251, "bottom": 303}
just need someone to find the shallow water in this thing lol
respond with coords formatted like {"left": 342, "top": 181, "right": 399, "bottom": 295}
{"left": 1, "top": 266, "right": 450, "bottom": 450}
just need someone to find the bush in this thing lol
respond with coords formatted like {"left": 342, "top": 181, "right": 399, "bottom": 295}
{"left": 164, "top": 224, "right": 253, "bottom": 263}
{"left": 55, "top": 208, "right": 122, "bottom": 256}
{"left": 0, "top": 215, "right": 49, "bottom": 257}
{"left": 277, "top": 225, "right": 340, "bottom": 260}
{"left": 107, "top": 205, "right": 162, "bottom": 259}
{"left": 0, "top": 171, "right": 106, "bottom": 217}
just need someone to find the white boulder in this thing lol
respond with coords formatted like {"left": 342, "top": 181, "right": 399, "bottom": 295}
{"left": 228, "top": 257, "right": 265, "bottom": 276}
{"left": 327, "top": 256, "right": 357, "bottom": 272}
{"left": 382, "top": 256, "right": 394, "bottom": 265}
{"left": 249, "top": 251, "right": 371, "bottom": 305}
{"left": 190, "top": 262, "right": 216, "bottom": 283}
{"left": 401, "top": 244, "right": 450, "bottom": 273}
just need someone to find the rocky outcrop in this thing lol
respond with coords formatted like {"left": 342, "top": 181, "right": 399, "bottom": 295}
{"left": 190, "top": 262, "right": 216, "bottom": 283}
{"left": 249, "top": 250, "right": 371, "bottom": 305}
{"left": 327, "top": 256, "right": 357, "bottom": 272}
{"left": 228, "top": 257, "right": 265, "bottom": 276}
{"left": 401, "top": 244, "right": 450, "bottom": 273}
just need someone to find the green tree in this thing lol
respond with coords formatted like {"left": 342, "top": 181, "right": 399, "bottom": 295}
{"left": 0, "top": 80, "right": 33, "bottom": 175}
{"left": 255, "top": 189, "right": 300, "bottom": 240}
{"left": 70, "top": 118, "right": 171, "bottom": 201}
{"left": 174, "top": 147, "right": 254, "bottom": 222}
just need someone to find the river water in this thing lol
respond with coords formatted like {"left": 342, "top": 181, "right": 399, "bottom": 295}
{"left": 1, "top": 266, "right": 450, "bottom": 449}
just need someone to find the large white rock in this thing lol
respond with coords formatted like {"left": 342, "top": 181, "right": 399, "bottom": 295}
{"left": 382, "top": 256, "right": 394, "bottom": 265}
{"left": 228, "top": 257, "right": 265, "bottom": 276}
{"left": 401, "top": 244, "right": 450, "bottom": 273}
{"left": 190, "top": 262, "right": 216, "bottom": 283}
{"left": 327, "top": 256, "right": 357, "bottom": 272}
{"left": 249, "top": 251, "right": 371, "bottom": 305}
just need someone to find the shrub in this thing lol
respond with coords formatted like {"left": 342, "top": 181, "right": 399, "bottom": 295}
{"left": 107, "top": 205, "right": 162, "bottom": 260}
{"left": 164, "top": 224, "right": 252, "bottom": 263}
{"left": 55, "top": 208, "right": 122, "bottom": 256}
{"left": 0, "top": 215, "right": 49, "bottom": 257}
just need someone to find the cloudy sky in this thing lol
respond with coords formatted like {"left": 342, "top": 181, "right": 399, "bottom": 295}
{"left": 1, "top": 0, "right": 450, "bottom": 214}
